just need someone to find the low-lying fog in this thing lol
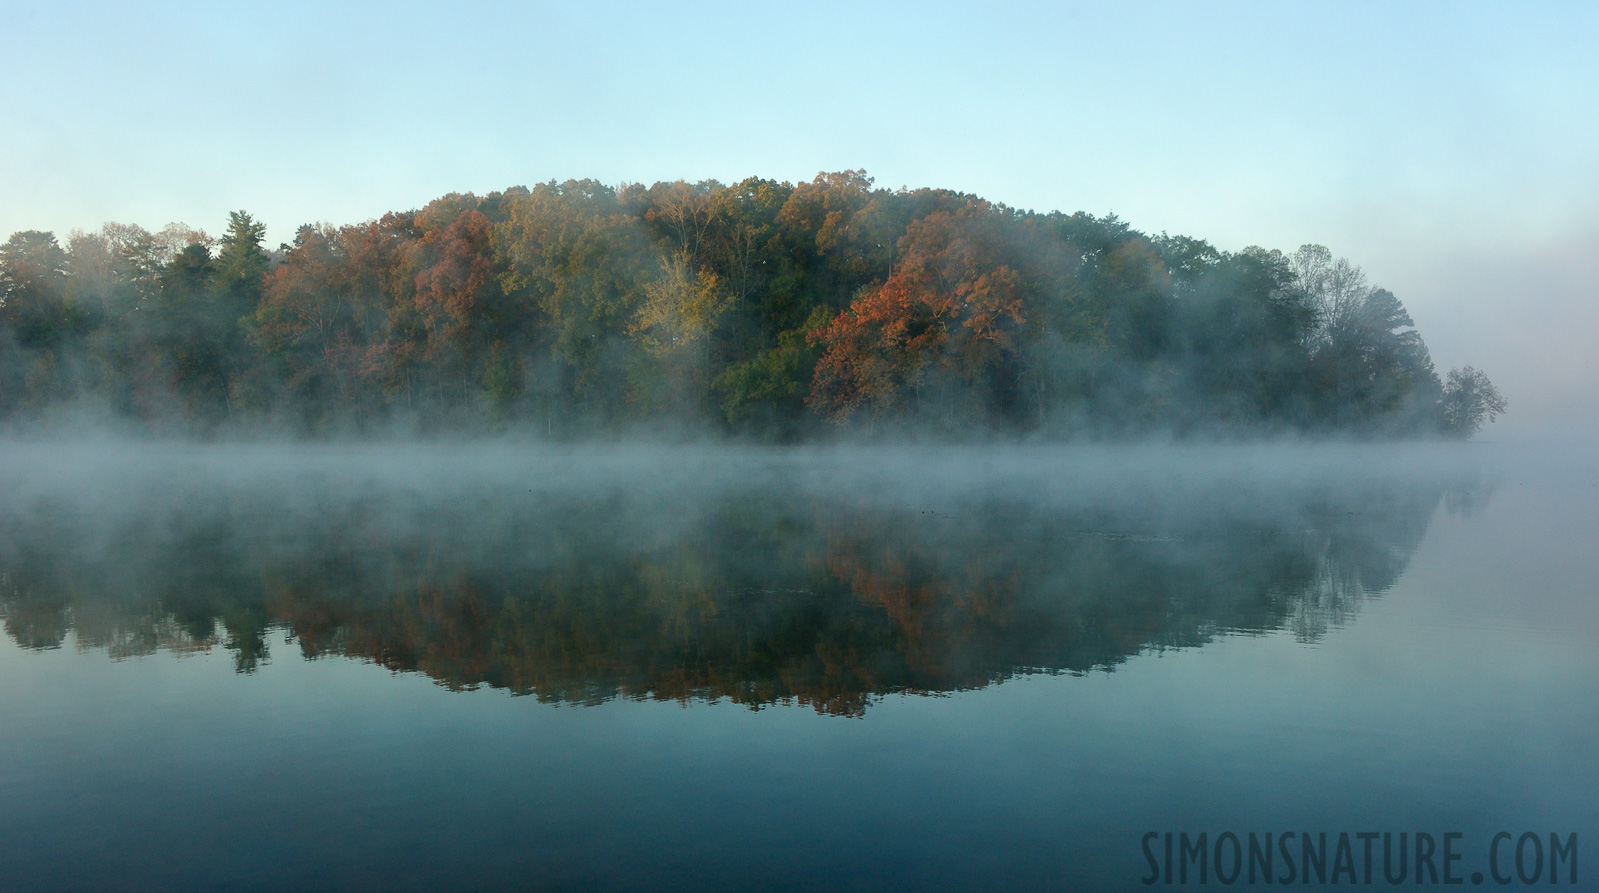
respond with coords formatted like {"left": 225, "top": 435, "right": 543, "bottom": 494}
{"left": 2, "top": 439, "right": 1537, "bottom": 713}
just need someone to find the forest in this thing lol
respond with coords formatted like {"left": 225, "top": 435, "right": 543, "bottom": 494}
{"left": 0, "top": 172, "right": 1506, "bottom": 438}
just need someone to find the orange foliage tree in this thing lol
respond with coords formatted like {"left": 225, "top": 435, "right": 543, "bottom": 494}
{"left": 808, "top": 202, "right": 1025, "bottom": 421}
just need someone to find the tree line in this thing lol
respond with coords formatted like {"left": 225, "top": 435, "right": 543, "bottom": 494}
{"left": 0, "top": 172, "right": 1506, "bottom": 437}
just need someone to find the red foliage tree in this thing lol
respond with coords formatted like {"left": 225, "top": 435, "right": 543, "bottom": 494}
{"left": 409, "top": 207, "right": 497, "bottom": 366}
{"left": 808, "top": 203, "right": 1025, "bottom": 420}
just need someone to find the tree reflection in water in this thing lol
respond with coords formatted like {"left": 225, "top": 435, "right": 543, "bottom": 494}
{"left": 0, "top": 451, "right": 1489, "bottom": 715}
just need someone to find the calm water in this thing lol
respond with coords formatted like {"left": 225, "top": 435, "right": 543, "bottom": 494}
{"left": 0, "top": 441, "right": 1594, "bottom": 891}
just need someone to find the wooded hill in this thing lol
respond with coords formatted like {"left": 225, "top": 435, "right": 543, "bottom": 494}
{"left": 0, "top": 172, "right": 1505, "bottom": 437}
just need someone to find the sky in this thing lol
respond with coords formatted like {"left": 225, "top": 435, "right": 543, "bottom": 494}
{"left": 3, "top": 0, "right": 1595, "bottom": 431}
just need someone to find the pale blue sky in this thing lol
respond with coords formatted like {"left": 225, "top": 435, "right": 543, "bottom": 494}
{"left": 3, "top": 1, "right": 1595, "bottom": 428}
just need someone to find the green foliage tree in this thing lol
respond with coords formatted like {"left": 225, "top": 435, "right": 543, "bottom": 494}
{"left": 1288, "top": 245, "right": 1443, "bottom": 431}
{"left": 0, "top": 231, "right": 75, "bottom": 410}
{"left": 0, "top": 231, "right": 73, "bottom": 346}
{"left": 493, "top": 180, "right": 661, "bottom": 424}
{"left": 214, "top": 212, "right": 269, "bottom": 307}
{"left": 1439, "top": 366, "right": 1507, "bottom": 438}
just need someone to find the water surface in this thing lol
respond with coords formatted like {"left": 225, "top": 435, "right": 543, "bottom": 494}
{"left": 0, "top": 442, "right": 1592, "bottom": 890}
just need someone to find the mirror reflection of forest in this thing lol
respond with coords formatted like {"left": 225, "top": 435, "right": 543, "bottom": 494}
{"left": 0, "top": 463, "right": 1485, "bottom": 716}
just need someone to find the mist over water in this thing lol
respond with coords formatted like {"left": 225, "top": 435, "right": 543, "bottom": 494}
{"left": 0, "top": 438, "right": 1592, "bottom": 891}
{"left": 1, "top": 442, "right": 1479, "bottom": 703}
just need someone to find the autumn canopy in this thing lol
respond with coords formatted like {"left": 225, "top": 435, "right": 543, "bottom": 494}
{"left": 0, "top": 172, "right": 1504, "bottom": 437}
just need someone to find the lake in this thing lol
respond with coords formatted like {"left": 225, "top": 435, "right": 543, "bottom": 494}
{"left": 0, "top": 441, "right": 1593, "bottom": 891}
